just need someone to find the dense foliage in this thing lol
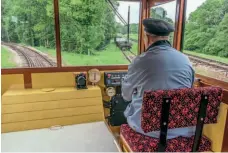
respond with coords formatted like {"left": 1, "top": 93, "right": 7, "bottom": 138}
{"left": 184, "top": 0, "right": 228, "bottom": 57}
{"left": 1, "top": 0, "right": 118, "bottom": 55}
{"left": 1, "top": 0, "right": 56, "bottom": 47}
{"left": 116, "top": 23, "right": 139, "bottom": 36}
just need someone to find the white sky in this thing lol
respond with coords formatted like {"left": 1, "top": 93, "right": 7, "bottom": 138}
{"left": 116, "top": 0, "right": 207, "bottom": 24}
{"left": 185, "top": 0, "right": 207, "bottom": 19}
{"left": 116, "top": 1, "right": 140, "bottom": 24}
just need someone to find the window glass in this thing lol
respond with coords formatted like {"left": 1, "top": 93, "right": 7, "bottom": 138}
{"left": 183, "top": 0, "right": 228, "bottom": 82}
{"left": 150, "top": 1, "right": 177, "bottom": 46}
{"left": 59, "top": 0, "right": 140, "bottom": 66}
{"left": 1, "top": 0, "right": 57, "bottom": 68}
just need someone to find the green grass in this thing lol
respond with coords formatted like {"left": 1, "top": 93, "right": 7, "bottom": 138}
{"left": 35, "top": 46, "right": 56, "bottom": 57}
{"left": 129, "top": 34, "right": 138, "bottom": 40}
{"left": 184, "top": 50, "right": 228, "bottom": 64}
{"left": 62, "top": 43, "right": 129, "bottom": 66}
{"left": 124, "top": 34, "right": 138, "bottom": 40}
{"left": 132, "top": 43, "right": 138, "bottom": 55}
{"left": 1, "top": 46, "right": 17, "bottom": 68}
{"left": 37, "top": 43, "right": 130, "bottom": 66}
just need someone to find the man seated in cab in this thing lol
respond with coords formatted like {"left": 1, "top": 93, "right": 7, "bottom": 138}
{"left": 122, "top": 18, "right": 195, "bottom": 139}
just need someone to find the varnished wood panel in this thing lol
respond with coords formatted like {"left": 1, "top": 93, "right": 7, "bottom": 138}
{"left": 196, "top": 74, "right": 228, "bottom": 89}
{"left": 173, "top": 0, "right": 180, "bottom": 49}
{"left": 176, "top": 0, "right": 185, "bottom": 51}
{"left": 120, "top": 135, "right": 132, "bottom": 152}
{"left": 54, "top": 0, "right": 62, "bottom": 67}
{"left": 23, "top": 72, "right": 32, "bottom": 88}
{"left": 139, "top": 0, "right": 149, "bottom": 53}
{"left": 1, "top": 66, "right": 128, "bottom": 74}
{"left": 149, "top": 0, "right": 175, "bottom": 7}
{"left": 2, "top": 113, "right": 103, "bottom": 133}
{"left": 196, "top": 74, "right": 228, "bottom": 104}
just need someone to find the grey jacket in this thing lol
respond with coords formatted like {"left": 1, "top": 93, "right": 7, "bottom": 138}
{"left": 122, "top": 42, "right": 196, "bottom": 139}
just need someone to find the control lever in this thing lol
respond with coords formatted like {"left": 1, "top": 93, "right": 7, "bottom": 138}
{"left": 103, "top": 100, "right": 111, "bottom": 108}
{"left": 105, "top": 116, "right": 111, "bottom": 120}
{"left": 75, "top": 73, "right": 87, "bottom": 90}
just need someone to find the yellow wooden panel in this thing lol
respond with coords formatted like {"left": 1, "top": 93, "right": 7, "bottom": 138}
{"left": 203, "top": 102, "right": 228, "bottom": 152}
{"left": 2, "top": 113, "right": 104, "bottom": 133}
{"left": 2, "top": 97, "right": 102, "bottom": 114}
{"left": 32, "top": 72, "right": 76, "bottom": 89}
{"left": 2, "top": 105, "right": 103, "bottom": 123}
{"left": 1, "top": 74, "right": 24, "bottom": 95}
{"left": 2, "top": 86, "right": 101, "bottom": 104}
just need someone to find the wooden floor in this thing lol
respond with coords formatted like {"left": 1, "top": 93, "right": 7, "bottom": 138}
{"left": 1, "top": 121, "right": 120, "bottom": 152}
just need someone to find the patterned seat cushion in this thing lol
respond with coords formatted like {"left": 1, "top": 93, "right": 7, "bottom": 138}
{"left": 120, "top": 124, "right": 211, "bottom": 152}
{"left": 142, "top": 87, "right": 222, "bottom": 133}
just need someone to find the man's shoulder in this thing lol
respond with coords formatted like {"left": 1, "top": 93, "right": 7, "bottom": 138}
{"left": 162, "top": 47, "right": 191, "bottom": 62}
{"left": 131, "top": 48, "right": 191, "bottom": 65}
{"left": 173, "top": 49, "right": 192, "bottom": 63}
{"left": 130, "top": 52, "right": 148, "bottom": 66}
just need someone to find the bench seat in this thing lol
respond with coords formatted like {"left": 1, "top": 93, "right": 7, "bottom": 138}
{"left": 120, "top": 124, "right": 211, "bottom": 152}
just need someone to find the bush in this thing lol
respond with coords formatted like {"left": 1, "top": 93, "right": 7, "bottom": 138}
{"left": 203, "top": 13, "right": 228, "bottom": 57}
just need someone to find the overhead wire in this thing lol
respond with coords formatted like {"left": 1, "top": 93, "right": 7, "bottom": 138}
{"left": 105, "top": 0, "right": 128, "bottom": 25}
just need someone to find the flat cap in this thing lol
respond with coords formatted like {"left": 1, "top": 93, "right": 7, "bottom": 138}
{"left": 143, "top": 18, "right": 175, "bottom": 36}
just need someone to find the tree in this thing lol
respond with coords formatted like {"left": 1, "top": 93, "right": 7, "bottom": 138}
{"left": 1, "top": 0, "right": 56, "bottom": 47}
{"left": 184, "top": 0, "right": 228, "bottom": 57}
{"left": 1, "top": 0, "right": 118, "bottom": 55}
{"left": 60, "top": 0, "right": 117, "bottom": 54}
{"left": 130, "top": 24, "right": 138, "bottom": 34}
{"left": 203, "top": 13, "right": 228, "bottom": 57}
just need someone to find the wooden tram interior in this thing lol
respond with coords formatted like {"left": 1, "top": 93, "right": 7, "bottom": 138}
{"left": 1, "top": 0, "right": 228, "bottom": 152}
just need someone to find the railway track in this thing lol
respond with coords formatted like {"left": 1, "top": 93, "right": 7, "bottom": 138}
{"left": 122, "top": 50, "right": 136, "bottom": 62}
{"left": 185, "top": 53, "right": 228, "bottom": 71}
{"left": 2, "top": 42, "right": 56, "bottom": 68}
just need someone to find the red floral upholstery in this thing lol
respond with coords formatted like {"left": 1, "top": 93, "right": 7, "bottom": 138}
{"left": 142, "top": 87, "right": 222, "bottom": 133}
{"left": 120, "top": 124, "right": 211, "bottom": 152}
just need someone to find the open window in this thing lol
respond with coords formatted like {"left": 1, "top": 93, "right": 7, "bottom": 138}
{"left": 1, "top": 0, "right": 141, "bottom": 70}
{"left": 1, "top": 0, "right": 57, "bottom": 69}
{"left": 183, "top": 0, "right": 228, "bottom": 82}
{"left": 59, "top": 0, "right": 140, "bottom": 66}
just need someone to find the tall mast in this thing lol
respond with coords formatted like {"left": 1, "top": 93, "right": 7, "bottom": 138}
{"left": 127, "top": 5, "right": 130, "bottom": 45}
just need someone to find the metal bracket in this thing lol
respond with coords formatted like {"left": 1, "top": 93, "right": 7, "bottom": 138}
{"left": 158, "top": 98, "right": 171, "bottom": 152}
{"left": 103, "top": 100, "right": 111, "bottom": 108}
{"left": 192, "top": 95, "right": 209, "bottom": 152}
